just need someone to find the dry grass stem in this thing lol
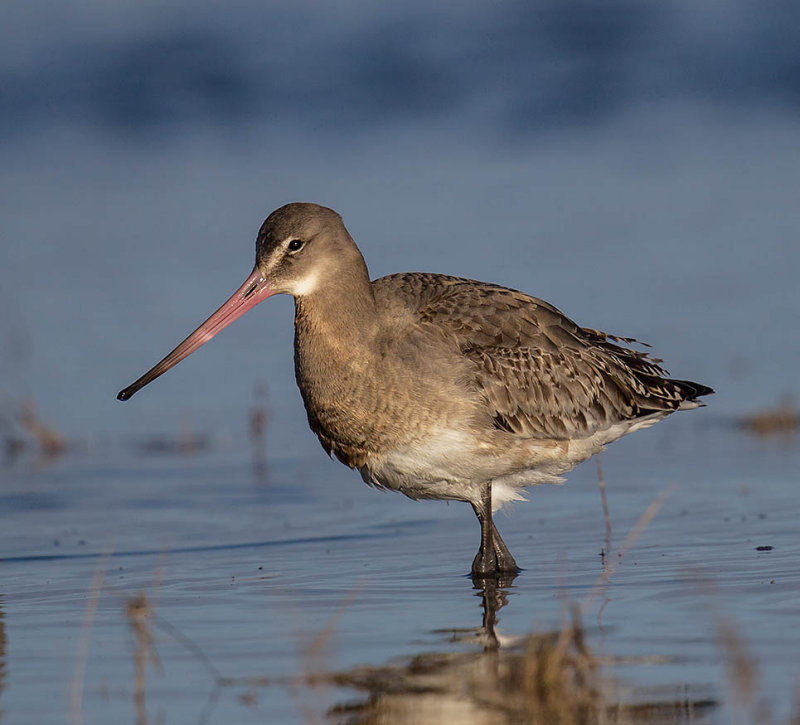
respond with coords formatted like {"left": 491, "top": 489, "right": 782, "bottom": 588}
{"left": 292, "top": 582, "right": 364, "bottom": 724}
{"left": 715, "top": 615, "right": 759, "bottom": 723}
{"left": 596, "top": 456, "right": 612, "bottom": 558}
{"left": 791, "top": 677, "right": 800, "bottom": 725}
{"left": 71, "top": 553, "right": 110, "bottom": 725}
{"left": 304, "top": 583, "right": 364, "bottom": 671}
{"left": 0, "top": 596, "right": 6, "bottom": 706}
{"left": 19, "top": 397, "right": 66, "bottom": 458}
{"left": 126, "top": 594, "right": 162, "bottom": 725}
{"left": 152, "top": 616, "right": 224, "bottom": 683}
{"left": 579, "top": 487, "right": 674, "bottom": 618}
{"left": 739, "top": 400, "right": 799, "bottom": 437}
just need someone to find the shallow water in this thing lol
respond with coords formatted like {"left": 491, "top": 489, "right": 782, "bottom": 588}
{"left": 2, "top": 2, "right": 800, "bottom": 722}
{"left": 2, "top": 416, "right": 798, "bottom": 724}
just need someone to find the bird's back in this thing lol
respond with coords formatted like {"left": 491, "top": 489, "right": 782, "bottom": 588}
{"left": 372, "top": 272, "right": 713, "bottom": 442}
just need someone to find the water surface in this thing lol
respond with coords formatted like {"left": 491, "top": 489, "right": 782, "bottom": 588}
{"left": 1, "top": 2, "right": 799, "bottom": 722}
{"left": 2, "top": 418, "right": 798, "bottom": 723}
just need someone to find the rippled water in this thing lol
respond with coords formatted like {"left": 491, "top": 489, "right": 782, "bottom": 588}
{"left": 2, "top": 418, "right": 798, "bottom": 723}
{"left": 2, "top": 1, "right": 799, "bottom": 722}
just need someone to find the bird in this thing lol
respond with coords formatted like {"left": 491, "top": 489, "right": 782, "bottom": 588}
{"left": 118, "top": 202, "right": 713, "bottom": 577}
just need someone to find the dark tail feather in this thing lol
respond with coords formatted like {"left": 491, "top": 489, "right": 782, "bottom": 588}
{"left": 671, "top": 378, "right": 715, "bottom": 402}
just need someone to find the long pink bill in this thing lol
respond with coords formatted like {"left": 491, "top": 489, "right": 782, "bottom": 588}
{"left": 117, "top": 267, "right": 274, "bottom": 401}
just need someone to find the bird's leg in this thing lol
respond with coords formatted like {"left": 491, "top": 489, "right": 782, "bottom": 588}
{"left": 471, "top": 482, "right": 519, "bottom": 576}
{"left": 471, "top": 483, "right": 495, "bottom": 576}
{"left": 489, "top": 523, "right": 518, "bottom": 573}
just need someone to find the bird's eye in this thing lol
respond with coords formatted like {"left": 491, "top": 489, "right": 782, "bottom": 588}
{"left": 287, "top": 239, "right": 304, "bottom": 252}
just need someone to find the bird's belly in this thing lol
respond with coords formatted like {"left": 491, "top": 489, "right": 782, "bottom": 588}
{"left": 362, "top": 427, "right": 485, "bottom": 502}
{"left": 360, "top": 426, "right": 572, "bottom": 507}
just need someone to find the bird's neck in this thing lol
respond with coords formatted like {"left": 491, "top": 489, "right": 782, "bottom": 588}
{"left": 292, "top": 265, "right": 383, "bottom": 456}
{"left": 293, "top": 259, "right": 380, "bottom": 389}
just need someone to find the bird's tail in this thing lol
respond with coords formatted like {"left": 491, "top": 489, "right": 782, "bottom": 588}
{"left": 670, "top": 378, "right": 715, "bottom": 409}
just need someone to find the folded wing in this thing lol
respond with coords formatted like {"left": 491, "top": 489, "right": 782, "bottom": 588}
{"left": 377, "top": 273, "right": 712, "bottom": 441}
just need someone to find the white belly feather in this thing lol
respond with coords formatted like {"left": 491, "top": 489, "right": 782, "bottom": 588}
{"left": 360, "top": 413, "right": 669, "bottom": 510}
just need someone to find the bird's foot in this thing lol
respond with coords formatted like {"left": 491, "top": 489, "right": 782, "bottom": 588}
{"left": 471, "top": 547, "right": 498, "bottom": 578}
{"left": 471, "top": 541, "right": 520, "bottom": 579}
{"left": 495, "top": 548, "right": 520, "bottom": 575}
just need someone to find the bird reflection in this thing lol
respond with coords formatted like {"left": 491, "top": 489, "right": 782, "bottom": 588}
{"left": 473, "top": 572, "right": 517, "bottom": 650}
{"left": 87, "top": 569, "right": 716, "bottom": 725}
{"left": 325, "top": 574, "right": 717, "bottom": 724}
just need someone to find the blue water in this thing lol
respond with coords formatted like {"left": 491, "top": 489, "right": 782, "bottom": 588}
{"left": 2, "top": 423, "right": 799, "bottom": 723}
{"left": 1, "top": 1, "right": 799, "bottom": 722}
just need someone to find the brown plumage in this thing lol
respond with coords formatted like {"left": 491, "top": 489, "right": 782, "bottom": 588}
{"left": 118, "top": 202, "right": 713, "bottom": 577}
{"left": 377, "top": 273, "right": 708, "bottom": 439}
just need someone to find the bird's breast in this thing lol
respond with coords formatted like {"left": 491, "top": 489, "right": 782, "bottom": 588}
{"left": 294, "top": 345, "right": 478, "bottom": 466}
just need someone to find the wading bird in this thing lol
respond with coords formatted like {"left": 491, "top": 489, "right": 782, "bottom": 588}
{"left": 118, "top": 203, "right": 712, "bottom": 577}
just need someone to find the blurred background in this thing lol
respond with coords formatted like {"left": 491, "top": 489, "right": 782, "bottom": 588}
{"left": 2, "top": 3, "right": 800, "bottom": 723}
{"left": 1, "top": 0, "right": 798, "bottom": 455}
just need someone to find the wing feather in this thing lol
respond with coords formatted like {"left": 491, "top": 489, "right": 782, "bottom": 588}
{"left": 374, "top": 273, "right": 711, "bottom": 440}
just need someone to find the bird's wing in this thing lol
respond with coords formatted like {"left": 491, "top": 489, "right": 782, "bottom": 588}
{"left": 375, "top": 273, "right": 706, "bottom": 440}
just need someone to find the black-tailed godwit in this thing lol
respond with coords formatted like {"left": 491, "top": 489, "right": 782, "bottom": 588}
{"left": 118, "top": 203, "right": 712, "bottom": 576}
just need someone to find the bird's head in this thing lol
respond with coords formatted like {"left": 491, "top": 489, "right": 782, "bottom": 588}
{"left": 253, "top": 202, "right": 364, "bottom": 298}
{"left": 117, "top": 202, "right": 360, "bottom": 401}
